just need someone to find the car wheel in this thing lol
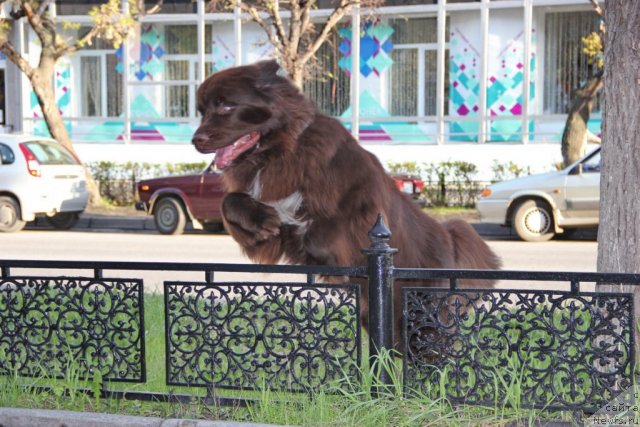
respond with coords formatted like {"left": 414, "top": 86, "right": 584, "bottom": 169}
{"left": 46, "top": 212, "right": 80, "bottom": 230}
{"left": 512, "top": 199, "right": 555, "bottom": 242}
{"left": 0, "top": 196, "right": 26, "bottom": 233}
{"left": 154, "top": 197, "right": 187, "bottom": 235}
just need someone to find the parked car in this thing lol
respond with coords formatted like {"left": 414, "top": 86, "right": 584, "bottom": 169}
{"left": 477, "top": 147, "right": 600, "bottom": 242}
{"left": 0, "top": 135, "right": 89, "bottom": 232}
{"left": 136, "top": 162, "right": 425, "bottom": 235}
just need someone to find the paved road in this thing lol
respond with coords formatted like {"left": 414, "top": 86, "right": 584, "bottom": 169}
{"left": 0, "top": 227, "right": 597, "bottom": 292}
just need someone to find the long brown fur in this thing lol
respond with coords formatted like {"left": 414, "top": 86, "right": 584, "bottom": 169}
{"left": 192, "top": 60, "right": 501, "bottom": 349}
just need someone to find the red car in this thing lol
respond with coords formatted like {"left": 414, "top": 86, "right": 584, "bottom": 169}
{"left": 136, "top": 162, "right": 424, "bottom": 235}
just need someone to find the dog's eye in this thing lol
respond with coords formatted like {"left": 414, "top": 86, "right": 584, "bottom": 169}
{"left": 216, "top": 104, "right": 236, "bottom": 115}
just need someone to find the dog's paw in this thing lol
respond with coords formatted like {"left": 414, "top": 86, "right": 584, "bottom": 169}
{"left": 255, "top": 214, "right": 281, "bottom": 241}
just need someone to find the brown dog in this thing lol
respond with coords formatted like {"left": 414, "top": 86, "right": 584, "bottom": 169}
{"left": 192, "top": 60, "right": 501, "bottom": 348}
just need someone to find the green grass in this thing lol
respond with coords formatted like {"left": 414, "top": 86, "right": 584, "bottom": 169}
{"left": 0, "top": 293, "right": 598, "bottom": 426}
{"left": 422, "top": 206, "right": 478, "bottom": 219}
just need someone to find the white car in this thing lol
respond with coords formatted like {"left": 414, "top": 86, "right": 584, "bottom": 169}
{"left": 0, "top": 135, "right": 89, "bottom": 232}
{"left": 477, "top": 148, "right": 600, "bottom": 242}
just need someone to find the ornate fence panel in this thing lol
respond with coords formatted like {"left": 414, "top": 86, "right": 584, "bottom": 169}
{"left": 165, "top": 281, "right": 361, "bottom": 392}
{"left": 1, "top": 217, "right": 639, "bottom": 416}
{"left": 0, "top": 276, "right": 145, "bottom": 383}
{"left": 399, "top": 271, "right": 636, "bottom": 413}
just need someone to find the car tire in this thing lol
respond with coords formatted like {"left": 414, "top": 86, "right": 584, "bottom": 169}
{"left": 0, "top": 196, "right": 26, "bottom": 233}
{"left": 154, "top": 197, "right": 187, "bottom": 235}
{"left": 512, "top": 199, "right": 555, "bottom": 242}
{"left": 46, "top": 212, "right": 81, "bottom": 230}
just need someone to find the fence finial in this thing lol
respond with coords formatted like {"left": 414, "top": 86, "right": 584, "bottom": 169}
{"left": 368, "top": 213, "right": 391, "bottom": 248}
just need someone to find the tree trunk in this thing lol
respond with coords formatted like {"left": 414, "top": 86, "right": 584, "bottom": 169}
{"left": 596, "top": 0, "right": 640, "bottom": 346}
{"left": 31, "top": 68, "right": 74, "bottom": 151}
{"left": 289, "top": 65, "right": 305, "bottom": 89}
{"left": 30, "top": 66, "right": 103, "bottom": 206}
{"left": 560, "top": 73, "right": 603, "bottom": 168}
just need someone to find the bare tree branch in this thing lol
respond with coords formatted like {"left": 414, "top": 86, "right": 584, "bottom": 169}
{"left": 289, "top": 0, "right": 303, "bottom": 56}
{"left": 58, "top": 26, "right": 101, "bottom": 58}
{"left": 299, "top": 0, "right": 353, "bottom": 65}
{"left": 36, "top": 0, "right": 53, "bottom": 17}
{"left": 259, "top": 0, "right": 289, "bottom": 53}
{"left": 135, "top": 0, "right": 164, "bottom": 18}
{"left": 590, "top": 0, "right": 603, "bottom": 18}
{"left": 0, "top": 22, "right": 35, "bottom": 78}
{"left": 240, "top": 6, "right": 286, "bottom": 52}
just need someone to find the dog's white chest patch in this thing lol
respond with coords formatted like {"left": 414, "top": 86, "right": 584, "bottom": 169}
{"left": 248, "top": 172, "right": 309, "bottom": 230}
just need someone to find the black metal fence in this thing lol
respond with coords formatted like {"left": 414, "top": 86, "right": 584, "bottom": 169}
{"left": 0, "top": 216, "right": 638, "bottom": 414}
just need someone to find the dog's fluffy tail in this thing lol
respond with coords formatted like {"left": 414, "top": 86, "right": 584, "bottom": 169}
{"left": 443, "top": 219, "right": 501, "bottom": 287}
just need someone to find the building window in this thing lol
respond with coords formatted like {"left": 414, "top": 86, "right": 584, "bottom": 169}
{"left": 56, "top": 0, "right": 196, "bottom": 15}
{"left": 81, "top": 56, "right": 102, "bottom": 116}
{"left": 166, "top": 60, "right": 190, "bottom": 117}
{"left": 544, "top": 11, "right": 601, "bottom": 114}
{"left": 106, "top": 54, "right": 122, "bottom": 117}
{"left": 388, "top": 17, "right": 448, "bottom": 118}
{"left": 303, "top": 28, "right": 350, "bottom": 117}
{"left": 165, "top": 25, "right": 212, "bottom": 54}
{"left": 79, "top": 54, "right": 122, "bottom": 117}
{"left": 163, "top": 25, "right": 213, "bottom": 117}
{"left": 77, "top": 26, "right": 122, "bottom": 118}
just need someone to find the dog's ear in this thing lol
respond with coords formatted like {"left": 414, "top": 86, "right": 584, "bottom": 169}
{"left": 256, "top": 60, "right": 280, "bottom": 77}
{"left": 255, "top": 60, "right": 282, "bottom": 89}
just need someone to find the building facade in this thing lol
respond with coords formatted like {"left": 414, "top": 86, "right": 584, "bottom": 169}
{"left": 0, "top": 0, "right": 603, "bottom": 176}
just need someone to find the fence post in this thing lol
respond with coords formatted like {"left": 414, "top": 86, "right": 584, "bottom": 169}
{"left": 362, "top": 213, "right": 398, "bottom": 396}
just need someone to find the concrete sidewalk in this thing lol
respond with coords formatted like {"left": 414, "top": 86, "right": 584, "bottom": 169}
{"left": 0, "top": 408, "right": 282, "bottom": 427}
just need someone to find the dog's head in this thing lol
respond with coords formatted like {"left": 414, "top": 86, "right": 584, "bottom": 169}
{"left": 192, "top": 60, "right": 314, "bottom": 170}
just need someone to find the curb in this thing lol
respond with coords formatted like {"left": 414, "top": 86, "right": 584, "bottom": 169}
{"left": 28, "top": 215, "right": 158, "bottom": 233}
{"left": 26, "top": 214, "right": 511, "bottom": 238}
{"left": 0, "top": 408, "right": 282, "bottom": 427}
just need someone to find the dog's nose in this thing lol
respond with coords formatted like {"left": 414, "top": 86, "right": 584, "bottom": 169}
{"left": 192, "top": 133, "right": 208, "bottom": 146}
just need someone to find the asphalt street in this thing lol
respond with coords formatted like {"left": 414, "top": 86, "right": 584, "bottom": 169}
{"left": 2, "top": 218, "right": 598, "bottom": 292}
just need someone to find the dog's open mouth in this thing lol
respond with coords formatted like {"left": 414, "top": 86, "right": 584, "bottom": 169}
{"left": 215, "top": 132, "right": 261, "bottom": 170}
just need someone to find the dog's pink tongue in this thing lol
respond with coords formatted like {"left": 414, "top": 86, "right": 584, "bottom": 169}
{"left": 215, "top": 132, "right": 261, "bottom": 169}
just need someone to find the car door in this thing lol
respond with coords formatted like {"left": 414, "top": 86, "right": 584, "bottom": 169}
{"left": 0, "top": 143, "right": 16, "bottom": 191}
{"left": 195, "top": 163, "right": 225, "bottom": 221}
{"left": 562, "top": 149, "right": 600, "bottom": 221}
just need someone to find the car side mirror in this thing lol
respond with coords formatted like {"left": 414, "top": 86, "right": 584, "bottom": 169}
{"left": 570, "top": 164, "right": 583, "bottom": 175}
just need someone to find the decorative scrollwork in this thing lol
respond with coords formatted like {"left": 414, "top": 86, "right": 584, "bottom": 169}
{"left": 165, "top": 282, "right": 360, "bottom": 392}
{"left": 0, "top": 277, "right": 144, "bottom": 382}
{"left": 403, "top": 289, "right": 634, "bottom": 411}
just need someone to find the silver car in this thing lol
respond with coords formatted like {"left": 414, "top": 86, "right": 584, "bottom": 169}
{"left": 0, "top": 135, "right": 89, "bottom": 232}
{"left": 477, "top": 148, "right": 600, "bottom": 242}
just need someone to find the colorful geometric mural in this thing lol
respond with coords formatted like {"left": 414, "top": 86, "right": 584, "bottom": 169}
{"left": 449, "top": 26, "right": 538, "bottom": 142}
{"left": 80, "top": 24, "right": 198, "bottom": 143}
{"left": 31, "top": 59, "right": 72, "bottom": 137}
{"left": 340, "top": 91, "right": 431, "bottom": 144}
{"left": 116, "top": 24, "right": 165, "bottom": 81}
{"left": 449, "top": 28, "right": 480, "bottom": 142}
{"left": 211, "top": 35, "right": 235, "bottom": 72}
{"left": 487, "top": 29, "right": 536, "bottom": 142}
{"left": 83, "top": 94, "right": 194, "bottom": 143}
{"left": 338, "top": 20, "right": 394, "bottom": 77}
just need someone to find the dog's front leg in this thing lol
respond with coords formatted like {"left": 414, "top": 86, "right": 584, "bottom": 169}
{"left": 222, "top": 192, "right": 281, "bottom": 246}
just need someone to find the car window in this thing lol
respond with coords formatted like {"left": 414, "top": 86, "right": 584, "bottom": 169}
{"left": 581, "top": 151, "right": 601, "bottom": 173}
{"left": 23, "top": 140, "right": 79, "bottom": 165}
{"left": 0, "top": 143, "right": 14, "bottom": 165}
